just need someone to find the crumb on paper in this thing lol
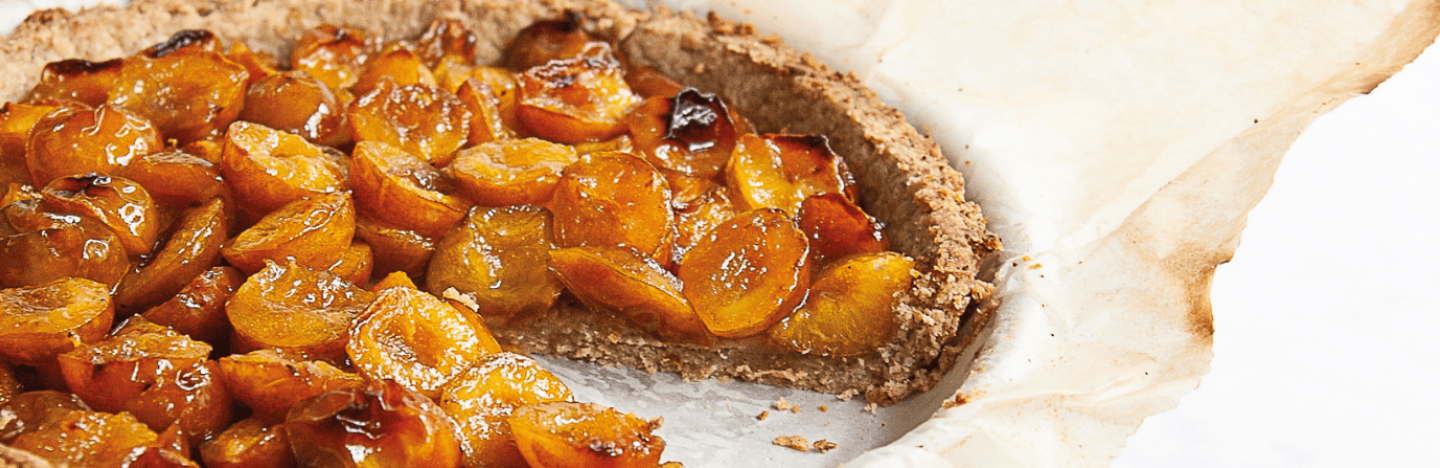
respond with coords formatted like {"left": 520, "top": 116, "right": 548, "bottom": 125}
{"left": 818, "top": 405, "right": 829, "bottom": 413}
{"left": 813, "top": 439, "right": 838, "bottom": 453}
{"left": 757, "top": 410, "right": 769, "bottom": 421}
{"left": 1028, "top": 263, "right": 1043, "bottom": 269}
{"left": 774, "top": 435, "right": 810, "bottom": 452}
{"left": 863, "top": 402, "right": 878, "bottom": 413}
{"left": 773, "top": 398, "right": 793, "bottom": 412}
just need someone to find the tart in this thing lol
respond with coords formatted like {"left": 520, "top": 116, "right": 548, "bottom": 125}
{"left": 0, "top": 0, "right": 995, "bottom": 406}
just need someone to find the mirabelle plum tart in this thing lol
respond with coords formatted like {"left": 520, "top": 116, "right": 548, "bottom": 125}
{"left": 0, "top": 0, "right": 996, "bottom": 407}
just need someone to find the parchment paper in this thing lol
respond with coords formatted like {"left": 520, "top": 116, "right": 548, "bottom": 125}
{"left": 3, "top": 1, "right": 1438, "bottom": 467}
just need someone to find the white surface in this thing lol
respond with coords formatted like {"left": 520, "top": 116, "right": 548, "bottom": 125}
{"left": 1112, "top": 35, "right": 1440, "bottom": 468}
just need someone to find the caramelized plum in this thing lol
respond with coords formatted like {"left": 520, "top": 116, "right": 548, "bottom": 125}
{"left": 0, "top": 277, "right": 113, "bottom": 366}
{"left": 670, "top": 177, "right": 739, "bottom": 263}
{"left": 439, "top": 353, "right": 574, "bottom": 468}
{"left": 624, "top": 65, "right": 685, "bottom": 100}
{"left": 678, "top": 209, "right": 810, "bottom": 338}
{"left": 141, "top": 266, "right": 243, "bottom": 345}
{"left": 352, "top": 44, "right": 437, "bottom": 94}
{"left": 0, "top": 361, "right": 20, "bottom": 404}
{"left": 57, "top": 316, "right": 212, "bottom": 412}
{"left": 549, "top": 246, "right": 709, "bottom": 343}
{"left": 108, "top": 31, "right": 249, "bottom": 143}
{"left": 516, "top": 56, "right": 638, "bottom": 143}
{"left": 26, "top": 58, "right": 124, "bottom": 106}
{"left": 412, "top": 19, "right": 478, "bottom": 68}
{"left": 797, "top": 193, "right": 889, "bottom": 266}
{"left": 549, "top": 152, "right": 674, "bottom": 262}
{"left": 456, "top": 78, "right": 512, "bottom": 145}
{"left": 347, "top": 80, "right": 471, "bottom": 165}
{"left": 625, "top": 89, "right": 738, "bottom": 179}
{"left": 504, "top": 15, "right": 614, "bottom": 71}
{"left": 199, "top": 417, "right": 297, "bottom": 468}
{"left": 426, "top": 205, "right": 563, "bottom": 320}
{"left": 9, "top": 410, "right": 159, "bottom": 468}
{"left": 727, "top": 134, "right": 853, "bottom": 215}
{"left": 0, "top": 103, "right": 61, "bottom": 187}
{"left": 226, "top": 260, "right": 374, "bottom": 363}
{"left": 238, "top": 71, "right": 349, "bottom": 147}
{"left": 447, "top": 138, "right": 577, "bottom": 206}
{"left": 509, "top": 402, "right": 665, "bottom": 468}
{"left": 329, "top": 241, "right": 375, "bottom": 286}
{"left": 350, "top": 141, "right": 469, "bottom": 238}
{"left": 768, "top": 252, "right": 913, "bottom": 356}
{"left": 0, "top": 390, "right": 91, "bottom": 443}
{"left": 114, "top": 197, "right": 228, "bottom": 315}
{"left": 118, "top": 150, "right": 234, "bottom": 217}
{"left": 221, "top": 192, "right": 356, "bottom": 275}
{"left": 218, "top": 349, "right": 362, "bottom": 423}
{"left": 347, "top": 287, "right": 503, "bottom": 398}
{"left": 285, "top": 379, "right": 462, "bottom": 468}
{"left": 226, "top": 41, "right": 281, "bottom": 88}
{"left": 26, "top": 104, "right": 161, "bottom": 187}
{"left": 0, "top": 221, "right": 131, "bottom": 289}
{"left": 466, "top": 66, "right": 519, "bottom": 128}
{"left": 38, "top": 174, "right": 163, "bottom": 257}
{"left": 291, "top": 24, "right": 377, "bottom": 92}
{"left": 354, "top": 216, "right": 436, "bottom": 279}
{"left": 221, "top": 121, "right": 348, "bottom": 222}
{"left": 121, "top": 360, "right": 235, "bottom": 446}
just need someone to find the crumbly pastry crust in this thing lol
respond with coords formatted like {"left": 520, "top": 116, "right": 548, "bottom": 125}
{"left": 0, "top": 0, "right": 998, "bottom": 405}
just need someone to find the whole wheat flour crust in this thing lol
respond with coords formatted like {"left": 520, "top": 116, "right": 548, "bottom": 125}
{"left": 0, "top": 0, "right": 998, "bottom": 405}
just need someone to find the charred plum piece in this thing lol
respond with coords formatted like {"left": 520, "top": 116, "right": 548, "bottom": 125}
{"left": 285, "top": 379, "right": 462, "bottom": 468}
{"left": 509, "top": 402, "right": 665, "bottom": 468}
{"left": 0, "top": 278, "right": 113, "bottom": 366}
{"left": 625, "top": 88, "right": 738, "bottom": 179}
{"left": 26, "top": 58, "right": 124, "bottom": 106}
{"left": 439, "top": 353, "right": 574, "bottom": 468}
{"left": 347, "top": 286, "right": 503, "bottom": 398}
{"left": 768, "top": 252, "right": 914, "bottom": 356}
{"left": 678, "top": 209, "right": 810, "bottom": 338}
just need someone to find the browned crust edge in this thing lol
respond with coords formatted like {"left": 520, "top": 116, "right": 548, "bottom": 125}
{"left": 0, "top": 0, "right": 998, "bottom": 405}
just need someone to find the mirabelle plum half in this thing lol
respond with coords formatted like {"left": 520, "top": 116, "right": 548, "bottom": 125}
{"left": 347, "top": 286, "right": 503, "bottom": 398}
{"left": 678, "top": 208, "right": 810, "bottom": 338}
{"left": 549, "top": 246, "right": 709, "bottom": 344}
{"left": 347, "top": 80, "right": 471, "bottom": 165}
{"left": 113, "top": 196, "right": 228, "bottom": 316}
{"left": 426, "top": 205, "right": 563, "bottom": 320}
{"left": 509, "top": 402, "right": 665, "bottom": 468}
{"left": 285, "top": 379, "right": 462, "bottom": 468}
{"left": 57, "top": 316, "right": 212, "bottom": 413}
{"left": 448, "top": 138, "right": 578, "bottom": 206}
{"left": 218, "top": 349, "right": 362, "bottom": 423}
{"left": 624, "top": 88, "right": 738, "bottom": 179}
{"left": 226, "top": 260, "right": 374, "bottom": 363}
{"left": 768, "top": 252, "right": 914, "bottom": 356}
{"left": 439, "top": 352, "right": 574, "bottom": 468}
{"left": 727, "top": 134, "right": 854, "bottom": 215}
{"left": 516, "top": 54, "right": 638, "bottom": 143}
{"left": 108, "top": 30, "right": 249, "bottom": 143}
{"left": 199, "top": 417, "right": 298, "bottom": 468}
{"left": 220, "top": 121, "right": 349, "bottom": 222}
{"left": 26, "top": 104, "right": 161, "bottom": 187}
{"left": 548, "top": 151, "right": 674, "bottom": 262}
{"left": 221, "top": 192, "right": 356, "bottom": 275}
{"left": 0, "top": 277, "right": 114, "bottom": 366}
{"left": 350, "top": 141, "right": 469, "bottom": 238}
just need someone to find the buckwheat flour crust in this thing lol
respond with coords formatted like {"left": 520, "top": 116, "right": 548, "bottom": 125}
{"left": 0, "top": 0, "right": 997, "bottom": 405}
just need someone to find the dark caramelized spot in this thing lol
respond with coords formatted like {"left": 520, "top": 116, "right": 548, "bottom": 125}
{"left": 145, "top": 30, "right": 219, "bottom": 58}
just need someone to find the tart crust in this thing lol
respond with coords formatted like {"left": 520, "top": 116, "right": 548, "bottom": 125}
{"left": 0, "top": 0, "right": 998, "bottom": 405}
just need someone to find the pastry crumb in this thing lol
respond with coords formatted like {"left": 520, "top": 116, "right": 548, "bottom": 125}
{"left": 773, "top": 398, "right": 793, "bottom": 411}
{"left": 837, "top": 389, "right": 859, "bottom": 401}
{"left": 863, "top": 402, "right": 878, "bottom": 413}
{"left": 773, "top": 435, "right": 810, "bottom": 452}
{"left": 813, "top": 439, "right": 838, "bottom": 453}
{"left": 756, "top": 410, "right": 769, "bottom": 421}
{"left": 818, "top": 405, "right": 829, "bottom": 413}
